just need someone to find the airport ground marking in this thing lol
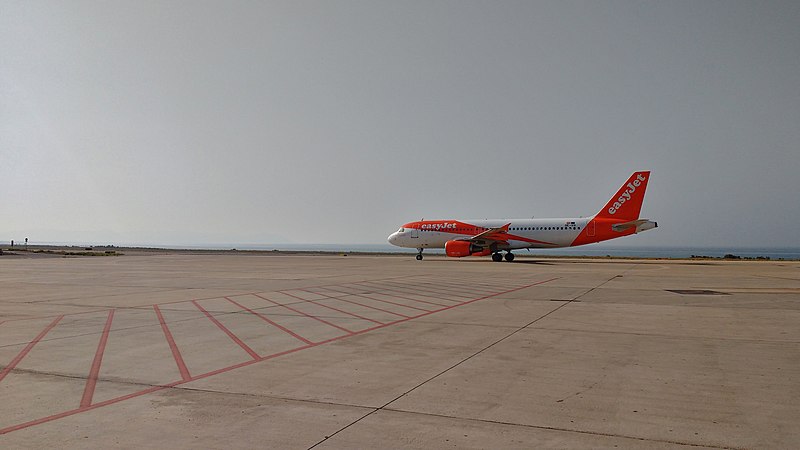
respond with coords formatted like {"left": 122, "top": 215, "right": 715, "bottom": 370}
{"left": 426, "top": 277, "right": 505, "bottom": 290}
{"left": 224, "top": 296, "right": 315, "bottom": 345}
{"left": 385, "top": 278, "right": 489, "bottom": 297}
{"left": 0, "top": 308, "right": 110, "bottom": 324}
{"left": 192, "top": 300, "right": 260, "bottom": 360}
{"left": 153, "top": 304, "right": 191, "bottom": 381}
{"left": 362, "top": 283, "right": 476, "bottom": 302}
{"left": 0, "top": 292, "right": 268, "bottom": 324}
{"left": 0, "top": 277, "right": 456, "bottom": 326}
{"left": 0, "top": 315, "right": 63, "bottom": 383}
{"left": 281, "top": 289, "right": 384, "bottom": 325}
{"left": 252, "top": 293, "right": 355, "bottom": 335}
{"left": 297, "top": 289, "right": 412, "bottom": 319}
{"left": 0, "top": 277, "right": 559, "bottom": 436}
{"left": 322, "top": 285, "right": 433, "bottom": 312}
{"left": 80, "top": 310, "right": 115, "bottom": 408}
{"left": 266, "top": 291, "right": 353, "bottom": 334}
{"left": 347, "top": 283, "right": 451, "bottom": 307}
{"left": 282, "top": 290, "right": 385, "bottom": 326}
{"left": 352, "top": 292, "right": 438, "bottom": 311}
{"left": 317, "top": 285, "right": 431, "bottom": 313}
{"left": 360, "top": 291, "right": 443, "bottom": 311}
{"left": 376, "top": 279, "right": 473, "bottom": 299}
{"left": 355, "top": 280, "right": 466, "bottom": 303}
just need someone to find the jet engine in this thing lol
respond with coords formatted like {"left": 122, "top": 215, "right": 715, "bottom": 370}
{"left": 445, "top": 240, "right": 491, "bottom": 257}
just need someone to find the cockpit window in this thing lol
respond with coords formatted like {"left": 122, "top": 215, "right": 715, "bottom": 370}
{"left": 398, "top": 227, "right": 405, "bottom": 233}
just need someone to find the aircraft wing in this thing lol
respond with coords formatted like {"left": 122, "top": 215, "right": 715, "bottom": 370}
{"left": 466, "top": 223, "right": 511, "bottom": 246}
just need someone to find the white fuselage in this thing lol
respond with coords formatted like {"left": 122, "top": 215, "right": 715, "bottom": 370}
{"left": 387, "top": 218, "right": 591, "bottom": 251}
{"left": 388, "top": 171, "right": 657, "bottom": 260}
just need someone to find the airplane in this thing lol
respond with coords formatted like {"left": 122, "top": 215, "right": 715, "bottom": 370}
{"left": 387, "top": 171, "right": 657, "bottom": 261}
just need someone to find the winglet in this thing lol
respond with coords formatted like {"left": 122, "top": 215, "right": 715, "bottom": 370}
{"left": 595, "top": 171, "right": 651, "bottom": 221}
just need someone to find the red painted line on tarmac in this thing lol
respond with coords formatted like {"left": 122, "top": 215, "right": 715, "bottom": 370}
{"left": 419, "top": 276, "right": 497, "bottom": 289}
{"left": 289, "top": 290, "right": 384, "bottom": 325}
{"left": 192, "top": 300, "right": 260, "bottom": 360}
{"left": 0, "top": 315, "right": 63, "bottom": 383}
{"left": 80, "top": 310, "right": 115, "bottom": 407}
{"left": 0, "top": 308, "right": 112, "bottom": 324}
{"left": 0, "top": 278, "right": 559, "bottom": 436}
{"left": 430, "top": 275, "right": 513, "bottom": 288}
{"left": 355, "top": 281, "right": 463, "bottom": 303}
{"left": 424, "top": 280, "right": 498, "bottom": 294}
{"left": 152, "top": 291, "right": 263, "bottom": 307}
{"left": 400, "top": 278, "right": 496, "bottom": 297}
{"left": 296, "top": 289, "right": 411, "bottom": 319}
{"left": 380, "top": 279, "right": 474, "bottom": 298}
{"left": 218, "top": 275, "right": 419, "bottom": 304}
{"left": 445, "top": 279, "right": 517, "bottom": 290}
{"left": 321, "top": 285, "right": 431, "bottom": 313}
{"left": 347, "top": 283, "right": 451, "bottom": 307}
{"left": 375, "top": 279, "right": 472, "bottom": 298}
{"left": 0, "top": 344, "right": 314, "bottom": 437}
{"left": 253, "top": 293, "right": 355, "bottom": 335}
{"left": 153, "top": 305, "right": 191, "bottom": 381}
{"left": 0, "top": 293, "right": 268, "bottom": 324}
{"left": 225, "top": 297, "right": 314, "bottom": 345}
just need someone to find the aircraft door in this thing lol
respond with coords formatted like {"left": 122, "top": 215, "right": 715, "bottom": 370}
{"left": 411, "top": 227, "right": 419, "bottom": 238}
{"left": 587, "top": 221, "right": 596, "bottom": 237}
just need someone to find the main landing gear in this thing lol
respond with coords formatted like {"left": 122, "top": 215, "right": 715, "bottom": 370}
{"left": 492, "top": 252, "right": 515, "bottom": 262}
{"left": 416, "top": 248, "right": 423, "bottom": 261}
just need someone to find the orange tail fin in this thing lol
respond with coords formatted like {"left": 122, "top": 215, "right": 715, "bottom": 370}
{"left": 595, "top": 171, "right": 651, "bottom": 221}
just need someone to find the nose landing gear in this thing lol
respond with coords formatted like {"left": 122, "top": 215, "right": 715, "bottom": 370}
{"left": 416, "top": 248, "right": 423, "bottom": 261}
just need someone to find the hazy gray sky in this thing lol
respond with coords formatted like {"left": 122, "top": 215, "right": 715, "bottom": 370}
{"left": 2, "top": 1, "right": 799, "bottom": 247}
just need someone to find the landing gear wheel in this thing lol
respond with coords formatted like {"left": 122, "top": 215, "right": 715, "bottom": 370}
{"left": 416, "top": 249, "right": 424, "bottom": 261}
{"left": 504, "top": 252, "right": 515, "bottom": 262}
{"left": 492, "top": 252, "right": 503, "bottom": 262}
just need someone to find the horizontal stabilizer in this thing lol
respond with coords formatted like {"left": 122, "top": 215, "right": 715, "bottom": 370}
{"left": 611, "top": 219, "right": 658, "bottom": 233}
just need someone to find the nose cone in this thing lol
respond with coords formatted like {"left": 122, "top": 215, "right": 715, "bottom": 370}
{"left": 388, "top": 232, "right": 398, "bottom": 246}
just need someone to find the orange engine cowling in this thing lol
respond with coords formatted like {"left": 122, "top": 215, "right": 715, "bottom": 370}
{"left": 445, "top": 240, "right": 491, "bottom": 257}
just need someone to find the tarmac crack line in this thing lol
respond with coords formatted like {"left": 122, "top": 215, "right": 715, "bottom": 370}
{"left": 526, "top": 325, "right": 800, "bottom": 345}
{"left": 307, "top": 278, "right": 575, "bottom": 449}
{"left": 128, "top": 381, "right": 732, "bottom": 449}
{"left": 154, "top": 384, "right": 730, "bottom": 449}
{"left": 378, "top": 407, "right": 742, "bottom": 450}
